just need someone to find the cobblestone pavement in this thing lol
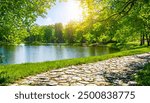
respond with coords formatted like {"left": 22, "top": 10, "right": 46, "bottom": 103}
{"left": 12, "top": 53, "right": 150, "bottom": 86}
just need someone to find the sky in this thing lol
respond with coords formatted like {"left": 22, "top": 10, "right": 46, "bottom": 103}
{"left": 35, "top": 0, "right": 83, "bottom": 25}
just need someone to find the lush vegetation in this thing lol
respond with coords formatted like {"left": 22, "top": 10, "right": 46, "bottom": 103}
{"left": 0, "top": 0, "right": 149, "bottom": 47}
{"left": 135, "top": 63, "right": 150, "bottom": 86}
{"left": 0, "top": 47, "right": 149, "bottom": 85}
{"left": 0, "top": 0, "right": 56, "bottom": 44}
{"left": 0, "top": 0, "right": 150, "bottom": 85}
{"left": 78, "top": 0, "right": 150, "bottom": 46}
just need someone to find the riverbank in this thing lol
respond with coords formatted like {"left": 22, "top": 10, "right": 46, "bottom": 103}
{"left": 0, "top": 47, "right": 150, "bottom": 85}
{"left": 12, "top": 52, "right": 150, "bottom": 86}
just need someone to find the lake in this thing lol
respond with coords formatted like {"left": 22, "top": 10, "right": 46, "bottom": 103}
{"left": 0, "top": 44, "right": 119, "bottom": 64}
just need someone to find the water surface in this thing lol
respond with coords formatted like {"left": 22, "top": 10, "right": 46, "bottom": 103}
{"left": 0, "top": 44, "right": 118, "bottom": 64}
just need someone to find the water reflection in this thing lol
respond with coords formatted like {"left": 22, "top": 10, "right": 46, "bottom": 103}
{"left": 0, "top": 44, "right": 119, "bottom": 64}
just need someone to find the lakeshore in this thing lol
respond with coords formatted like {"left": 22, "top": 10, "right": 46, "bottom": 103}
{"left": 12, "top": 52, "right": 150, "bottom": 86}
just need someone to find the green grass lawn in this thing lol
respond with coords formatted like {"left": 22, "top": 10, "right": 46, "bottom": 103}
{"left": 107, "top": 42, "right": 148, "bottom": 50}
{"left": 135, "top": 63, "right": 150, "bottom": 86}
{"left": 0, "top": 47, "right": 150, "bottom": 85}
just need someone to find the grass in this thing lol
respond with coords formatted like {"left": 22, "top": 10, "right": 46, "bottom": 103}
{"left": 0, "top": 47, "right": 149, "bottom": 85}
{"left": 135, "top": 63, "right": 150, "bottom": 86}
{"left": 107, "top": 42, "right": 148, "bottom": 50}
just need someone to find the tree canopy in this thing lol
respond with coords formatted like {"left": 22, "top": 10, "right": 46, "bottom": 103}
{"left": 0, "top": 0, "right": 149, "bottom": 46}
{"left": 0, "top": 0, "right": 55, "bottom": 43}
{"left": 78, "top": 0, "right": 150, "bottom": 46}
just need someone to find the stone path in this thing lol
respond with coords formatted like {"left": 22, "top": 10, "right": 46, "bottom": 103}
{"left": 12, "top": 53, "right": 150, "bottom": 86}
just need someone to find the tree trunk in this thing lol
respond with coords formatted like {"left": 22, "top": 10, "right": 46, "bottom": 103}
{"left": 146, "top": 34, "right": 150, "bottom": 46}
{"left": 140, "top": 34, "right": 145, "bottom": 45}
{"left": 143, "top": 34, "right": 145, "bottom": 45}
{"left": 140, "top": 35, "right": 143, "bottom": 45}
{"left": 149, "top": 36, "right": 150, "bottom": 46}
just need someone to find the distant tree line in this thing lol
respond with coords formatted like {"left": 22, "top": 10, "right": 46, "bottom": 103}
{"left": 23, "top": 22, "right": 85, "bottom": 44}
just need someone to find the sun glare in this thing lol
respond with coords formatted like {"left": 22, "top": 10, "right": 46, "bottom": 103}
{"left": 65, "top": 0, "right": 83, "bottom": 23}
{"left": 36, "top": 0, "right": 83, "bottom": 25}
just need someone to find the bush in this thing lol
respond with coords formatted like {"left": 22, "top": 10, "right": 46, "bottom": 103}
{"left": 0, "top": 71, "right": 9, "bottom": 85}
{"left": 135, "top": 63, "right": 150, "bottom": 86}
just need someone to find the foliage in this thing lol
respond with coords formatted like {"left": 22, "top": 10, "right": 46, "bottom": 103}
{"left": 24, "top": 24, "right": 54, "bottom": 43}
{"left": 0, "top": 0, "right": 149, "bottom": 46}
{"left": 64, "top": 21, "right": 77, "bottom": 43}
{"left": 0, "top": 0, "right": 55, "bottom": 43}
{"left": 43, "top": 25, "right": 55, "bottom": 43}
{"left": 135, "top": 63, "right": 150, "bottom": 86}
{"left": 54, "top": 23, "right": 64, "bottom": 43}
{"left": 0, "top": 0, "right": 149, "bottom": 86}
{"left": 78, "top": 0, "right": 150, "bottom": 46}
{"left": 0, "top": 71, "right": 9, "bottom": 84}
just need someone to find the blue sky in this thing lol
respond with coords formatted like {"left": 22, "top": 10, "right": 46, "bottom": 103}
{"left": 35, "top": 0, "right": 83, "bottom": 25}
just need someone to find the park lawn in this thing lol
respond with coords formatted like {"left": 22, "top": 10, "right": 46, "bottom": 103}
{"left": 0, "top": 47, "right": 150, "bottom": 85}
{"left": 107, "top": 42, "right": 147, "bottom": 50}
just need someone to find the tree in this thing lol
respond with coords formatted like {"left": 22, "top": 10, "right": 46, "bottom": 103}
{"left": 78, "top": 0, "right": 150, "bottom": 46}
{"left": 54, "top": 23, "right": 64, "bottom": 43}
{"left": 24, "top": 24, "right": 55, "bottom": 43}
{"left": 64, "top": 21, "right": 77, "bottom": 43}
{"left": 43, "top": 25, "right": 54, "bottom": 43}
{"left": 24, "top": 25, "right": 44, "bottom": 43}
{"left": 0, "top": 0, "right": 55, "bottom": 43}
